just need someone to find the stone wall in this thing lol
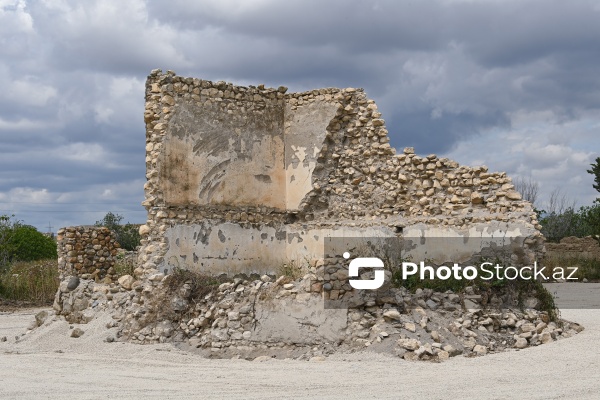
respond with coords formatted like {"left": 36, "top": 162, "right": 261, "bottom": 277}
{"left": 545, "top": 236, "right": 600, "bottom": 259}
{"left": 137, "top": 69, "right": 543, "bottom": 278}
{"left": 57, "top": 226, "right": 120, "bottom": 282}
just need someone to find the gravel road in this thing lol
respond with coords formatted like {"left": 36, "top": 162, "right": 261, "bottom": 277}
{"left": 1, "top": 284, "right": 599, "bottom": 399}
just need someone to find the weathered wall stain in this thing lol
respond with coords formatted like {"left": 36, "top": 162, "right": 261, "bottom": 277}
{"left": 138, "top": 70, "right": 544, "bottom": 277}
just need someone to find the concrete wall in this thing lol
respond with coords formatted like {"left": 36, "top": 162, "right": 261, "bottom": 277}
{"left": 138, "top": 70, "right": 544, "bottom": 278}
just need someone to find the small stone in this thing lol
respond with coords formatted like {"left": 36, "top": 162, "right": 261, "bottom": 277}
{"left": 149, "top": 273, "right": 165, "bottom": 282}
{"left": 260, "top": 275, "right": 272, "bottom": 283}
{"left": 383, "top": 309, "right": 401, "bottom": 321}
{"left": 437, "top": 350, "right": 449, "bottom": 361}
{"left": 514, "top": 338, "right": 528, "bottom": 349}
{"left": 442, "top": 344, "right": 461, "bottom": 357}
{"left": 139, "top": 224, "right": 151, "bottom": 236}
{"left": 471, "top": 192, "right": 484, "bottom": 205}
{"left": 70, "top": 328, "right": 85, "bottom": 338}
{"left": 67, "top": 276, "right": 80, "bottom": 291}
{"left": 253, "top": 356, "right": 271, "bottom": 362}
{"left": 309, "top": 356, "right": 326, "bottom": 362}
{"left": 540, "top": 332, "right": 552, "bottom": 344}
{"left": 473, "top": 345, "right": 487, "bottom": 355}
{"left": 415, "top": 344, "right": 433, "bottom": 358}
{"left": 505, "top": 190, "right": 521, "bottom": 200}
{"left": 425, "top": 299, "right": 438, "bottom": 310}
{"left": 227, "top": 311, "right": 240, "bottom": 321}
{"left": 520, "top": 322, "right": 536, "bottom": 333}
{"left": 397, "top": 338, "right": 420, "bottom": 351}
{"left": 404, "top": 322, "right": 416, "bottom": 333}
{"left": 283, "top": 283, "right": 295, "bottom": 290}
{"left": 118, "top": 275, "right": 135, "bottom": 290}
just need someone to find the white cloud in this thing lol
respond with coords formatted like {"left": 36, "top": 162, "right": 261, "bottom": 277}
{"left": 444, "top": 115, "right": 598, "bottom": 208}
{"left": 57, "top": 142, "right": 111, "bottom": 165}
{"left": 0, "top": 0, "right": 33, "bottom": 33}
{"left": 9, "top": 79, "right": 57, "bottom": 107}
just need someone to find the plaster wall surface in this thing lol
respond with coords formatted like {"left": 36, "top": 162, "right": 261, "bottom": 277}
{"left": 284, "top": 101, "right": 339, "bottom": 210}
{"left": 139, "top": 70, "right": 544, "bottom": 277}
{"left": 160, "top": 96, "right": 286, "bottom": 209}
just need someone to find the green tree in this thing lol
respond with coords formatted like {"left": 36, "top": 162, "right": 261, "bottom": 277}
{"left": 95, "top": 212, "right": 141, "bottom": 251}
{"left": 0, "top": 215, "right": 57, "bottom": 268}
{"left": 587, "top": 157, "right": 600, "bottom": 197}
{"left": 8, "top": 225, "right": 57, "bottom": 261}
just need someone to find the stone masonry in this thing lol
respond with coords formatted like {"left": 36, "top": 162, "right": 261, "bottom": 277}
{"left": 56, "top": 226, "right": 120, "bottom": 282}
{"left": 137, "top": 69, "right": 544, "bottom": 278}
{"left": 546, "top": 236, "right": 600, "bottom": 259}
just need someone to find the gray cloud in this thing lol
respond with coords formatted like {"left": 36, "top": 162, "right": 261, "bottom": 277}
{"left": 0, "top": 0, "right": 598, "bottom": 231}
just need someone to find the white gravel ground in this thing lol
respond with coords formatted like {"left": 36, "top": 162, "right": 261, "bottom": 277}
{"left": 1, "top": 284, "right": 599, "bottom": 399}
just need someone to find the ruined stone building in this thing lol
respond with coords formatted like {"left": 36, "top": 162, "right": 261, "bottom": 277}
{"left": 53, "top": 70, "right": 576, "bottom": 359}
{"left": 136, "top": 69, "right": 543, "bottom": 278}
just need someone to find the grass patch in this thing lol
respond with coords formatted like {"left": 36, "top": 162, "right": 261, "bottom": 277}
{"left": 114, "top": 252, "right": 136, "bottom": 277}
{"left": 277, "top": 259, "right": 306, "bottom": 281}
{"left": 135, "top": 268, "right": 230, "bottom": 331}
{"left": 0, "top": 259, "right": 59, "bottom": 305}
{"left": 163, "top": 268, "right": 229, "bottom": 301}
{"left": 543, "top": 252, "right": 600, "bottom": 282}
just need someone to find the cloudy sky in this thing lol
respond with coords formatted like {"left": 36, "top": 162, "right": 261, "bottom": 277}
{"left": 1, "top": 0, "right": 599, "bottom": 233}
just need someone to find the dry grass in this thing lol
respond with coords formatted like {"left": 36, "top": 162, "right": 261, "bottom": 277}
{"left": 543, "top": 252, "right": 600, "bottom": 282}
{"left": 0, "top": 259, "right": 59, "bottom": 305}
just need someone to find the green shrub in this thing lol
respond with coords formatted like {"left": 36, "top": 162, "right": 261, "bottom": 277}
{"left": 8, "top": 225, "right": 57, "bottom": 262}
{"left": 1, "top": 215, "right": 57, "bottom": 269}
{"left": 0, "top": 259, "right": 59, "bottom": 305}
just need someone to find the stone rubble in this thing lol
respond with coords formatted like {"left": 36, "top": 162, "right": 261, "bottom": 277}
{"left": 51, "top": 269, "right": 583, "bottom": 362}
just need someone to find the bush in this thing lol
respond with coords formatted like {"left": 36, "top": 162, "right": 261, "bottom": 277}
{"left": 8, "top": 225, "right": 57, "bottom": 262}
{"left": 0, "top": 259, "right": 59, "bottom": 305}
{"left": 1, "top": 215, "right": 57, "bottom": 269}
{"left": 95, "top": 212, "right": 141, "bottom": 251}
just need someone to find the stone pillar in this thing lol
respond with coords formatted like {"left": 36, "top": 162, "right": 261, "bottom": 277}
{"left": 57, "top": 226, "right": 120, "bottom": 282}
